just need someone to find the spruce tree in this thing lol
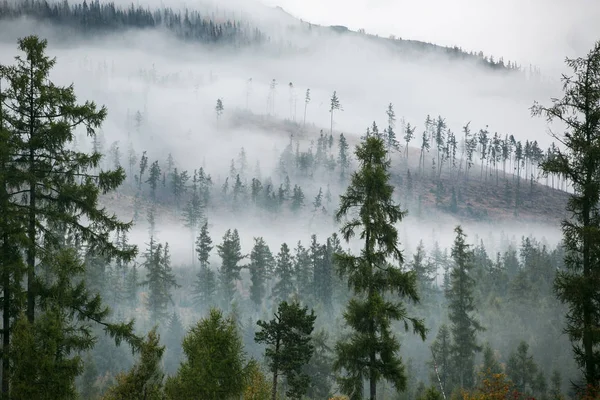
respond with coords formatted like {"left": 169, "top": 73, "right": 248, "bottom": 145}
{"left": 531, "top": 40, "right": 600, "bottom": 387}
{"left": 217, "top": 229, "right": 245, "bottom": 309}
{"left": 333, "top": 134, "right": 426, "bottom": 400}
{"left": 506, "top": 341, "right": 538, "bottom": 394}
{"left": 338, "top": 133, "right": 350, "bottom": 180}
{"left": 329, "top": 91, "right": 342, "bottom": 135}
{"left": 446, "top": 226, "right": 483, "bottom": 389}
{"left": 255, "top": 301, "right": 316, "bottom": 400}
{"left": 249, "top": 237, "right": 274, "bottom": 309}
{"left": 141, "top": 239, "right": 179, "bottom": 323}
{"left": 272, "top": 242, "right": 294, "bottom": 303}
{"left": 193, "top": 221, "right": 215, "bottom": 309}
{"left": 146, "top": 160, "right": 161, "bottom": 201}
{"left": 1, "top": 35, "right": 139, "bottom": 395}
{"left": 165, "top": 308, "right": 250, "bottom": 400}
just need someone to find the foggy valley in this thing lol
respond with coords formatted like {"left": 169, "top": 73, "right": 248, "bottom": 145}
{"left": 0, "top": 0, "right": 598, "bottom": 399}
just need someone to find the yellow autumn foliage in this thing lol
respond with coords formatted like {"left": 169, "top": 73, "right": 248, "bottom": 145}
{"left": 328, "top": 396, "right": 349, "bottom": 400}
{"left": 243, "top": 362, "right": 271, "bottom": 400}
{"left": 461, "top": 372, "right": 515, "bottom": 400}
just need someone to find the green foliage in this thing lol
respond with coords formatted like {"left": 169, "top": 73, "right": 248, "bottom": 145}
{"left": 249, "top": 237, "right": 275, "bottom": 308}
{"left": 446, "top": 226, "right": 484, "bottom": 389}
{"left": 532, "top": 39, "right": 600, "bottom": 387}
{"left": 333, "top": 135, "right": 426, "bottom": 400}
{"left": 101, "top": 328, "right": 165, "bottom": 400}
{"left": 217, "top": 229, "right": 245, "bottom": 308}
{"left": 165, "top": 308, "right": 250, "bottom": 400}
{"left": 272, "top": 243, "right": 295, "bottom": 302}
{"left": 255, "top": 301, "right": 316, "bottom": 400}
{"left": 193, "top": 221, "right": 216, "bottom": 309}
{"left": 430, "top": 324, "right": 452, "bottom": 395}
{"left": 506, "top": 341, "right": 538, "bottom": 394}
{"left": 141, "top": 239, "right": 179, "bottom": 323}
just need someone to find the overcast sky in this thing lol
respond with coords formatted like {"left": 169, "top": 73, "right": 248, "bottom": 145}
{"left": 259, "top": 0, "right": 600, "bottom": 74}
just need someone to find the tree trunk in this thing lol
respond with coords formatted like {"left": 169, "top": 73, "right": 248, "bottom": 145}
{"left": 271, "top": 338, "right": 280, "bottom": 400}
{"left": 27, "top": 62, "right": 36, "bottom": 324}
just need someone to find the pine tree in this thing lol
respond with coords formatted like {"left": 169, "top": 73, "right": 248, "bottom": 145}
{"left": 329, "top": 91, "right": 342, "bottom": 135}
{"left": 303, "top": 88, "right": 311, "bottom": 127}
{"left": 164, "top": 312, "right": 185, "bottom": 375}
{"left": 217, "top": 229, "right": 245, "bottom": 309}
{"left": 183, "top": 170, "right": 204, "bottom": 265}
{"left": 126, "top": 263, "right": 140, "bottom": 308}
{"left": 139, "top": 151, "right": 148, "bottom": 191}
{"left": 165, "top": 308, "right": 250, "bottom": 400}
{"left": 531, "top": 40, "right": 600, "bottom": 387}
{"left": 506, "top": 341, "right": 538, "bottom": 394}
{"left": 0, "top": 35, "right": 139, "bottom": 395}
{"left": 385, "top": 103, "right": 400, "bottom": 155}
{"left": 446, "top": 226, "right": 483, "bottom": 389}
{"left": 333, "top": 134, "right": 426, "bottom": 400}
{"left": 294, "top": 241, "right": 312, "bottom": 300}
{"left": 255, "top": 301, "right": 316, "bottom": 400}
{"left": 193, "top": 221, "right": 216, "bottom": 309}
{"left": 249, "top": 237, "right": 274, "bottom": 308}
{"left": 146, "top": 160, "right": 161, "bottom": 201}
{"left": 338, "top": 133, "right": 350, "bottom": 180}
{"left": 141, "top": 239, "right": 179, "bottom": 323}
{"left": 102, "top": 328, "right": 165, "bottom": 400}
{"left": 215, "top": 98, "right": 224, "bottom": 126}
{"left": 404, "top": 122, "right": 415, "bottom": 160}
{"left": 272, "top": 243, "right": 294, "bottom": 303}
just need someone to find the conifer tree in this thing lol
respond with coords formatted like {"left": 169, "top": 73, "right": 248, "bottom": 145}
{"left": 446, "top": 226, "right": 483, "bottom": 389}
{"left": 165, "top": 308, "right": 250, "bottom": 400}
{"left": 102, "top": 328, "right": 165, "bottom": 400}
{"left": 329, "top": 91, "right": 342, "bottom": 135}
{"left": 183, "top": 170, "right": 204, "bottom": 265}
{"left": 141, "top": 239, "right": 179, "bottom": 323}
{"left": 272, "top": 243, "right": 294, "bottom": 303}
{"left": 430, "top": 324, "right": 452, "bottom": 396}
{"left": 139, "top": 151, "right": 148, "bottom": 191}
{"left": 385, "top": 103, "right": 400, "bottom": 155}
{"left": 126, "top": 263, "right": 139, "bottom": 308}
{"left": 217, "top": 229, "right": 245, "bottom": 309}
{"left": 338, "top": 133, "right": 350, "bottom": 180}
{"left": 255, "top": 301, "right": 316, "bottom": 400}
{"left": 164, "top": 312, "right": 185, "bottom": 375}
{"left": 249, "top": 237, "right": 274, "bottom": 308}
{"left": 1, "top": 35, "right": 139, "bottom": 395}
{"left": 215, "top": 98, "right": 224, "bottom": 120}
{"left": 146, "top": 160, "right": 161, "bottom": 201}
{"left": 193, "top": 221, "right": 216, "bottom": 309}
{"left": 303, "top": 88, "right": 311, "bottom": 127}
{"left": 531, "top": 40, "right": 600, "bottom": 387}
{"left": 506, "top": 341, "right": 538, "bottom": 394}
{"left": 404, "top": 122, "right": 415, "bottom": 160}
{"left": 333, "top": 134, "right": 426, "bottom": 400}
{"left": 294, "top": 241, "right": 313, "bottom": 300}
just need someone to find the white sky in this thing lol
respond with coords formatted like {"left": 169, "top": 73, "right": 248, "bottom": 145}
{"left": 259, "top": 0, "right": 600, "bottom": 74}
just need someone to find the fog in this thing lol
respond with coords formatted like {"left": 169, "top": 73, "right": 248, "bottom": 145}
{"left": 0, "top": 0, "right": 581, "bottom": 396}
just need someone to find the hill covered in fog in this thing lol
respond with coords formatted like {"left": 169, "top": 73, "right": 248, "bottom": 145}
{"left": 0, "top": 0, "right": 529, "bottom": 73}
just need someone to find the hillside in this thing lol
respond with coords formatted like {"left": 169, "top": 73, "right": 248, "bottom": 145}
{"left": 0, "top": 0, "right": 524, "bottom": 73}
{"left": 228, "top": 110, "right": 570, "bottom": 225}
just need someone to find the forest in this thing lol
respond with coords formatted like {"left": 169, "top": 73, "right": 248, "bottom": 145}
{"left": 0, "top": 1, "right": 599, "bottom": 400}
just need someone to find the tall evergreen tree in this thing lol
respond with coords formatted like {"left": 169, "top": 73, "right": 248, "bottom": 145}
{"left": 0, "top": 35, "right": 139, "bottom": 395}
{"left": 333, "top": 134, "right": 426, "bottom": 400}
{"left": 193, "top": 221, "right": 216, "bottom": 309}
{"left": 165, "top": 308, "right": 251, "bottom": 400}
{"left": 531, "top": 40, "right": 600, "bottom": 388}
{"left": 446, "top": 226, "right": 483, "bottom": 389}
{"left": 338, "top": 133, "right": 350, "bottom": 180}
{"left": 217, "top": 229, "right": 245, "bottom": 309}
{"left": 272, "top": 242, "right": 294, "bottom": 303}
{"left": 249, "top": 237, "right": 274, "bottom": 308}
{"left": 141, "top": 239, "right": 179, "bottom": 323}
{"left": 329, "top": 91, "right": 342, "bottom": 135}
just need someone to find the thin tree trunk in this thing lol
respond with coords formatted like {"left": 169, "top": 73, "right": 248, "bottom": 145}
{"left": 271, "top": 338, "right": 280, "bottom": 400}
{"left": 27, "top": 61, "right": 36, "bottom": 324}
